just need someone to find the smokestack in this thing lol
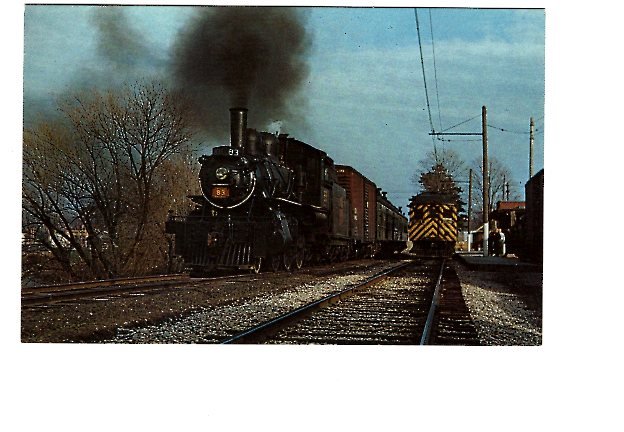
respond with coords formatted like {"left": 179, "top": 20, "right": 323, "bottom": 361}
{"left": 230, "top": 107, "right": 248, "bottom": 149}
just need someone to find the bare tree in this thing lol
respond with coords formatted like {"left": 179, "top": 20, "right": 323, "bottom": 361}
{"left": 411, "top": 147, "right": 467, "bottom": 212}
{"left": 23, "top": 82, "right": 198, "bottom": 281}
{"left": 411, "top": 147, "right": 467, "bottom": 187}
{"left": 468, "top": 156, "right": 519, "bottom": 227}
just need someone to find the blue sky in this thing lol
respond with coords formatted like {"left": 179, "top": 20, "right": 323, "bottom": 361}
{"left": 23, "top": 4, "right": 545, "bottom": 211}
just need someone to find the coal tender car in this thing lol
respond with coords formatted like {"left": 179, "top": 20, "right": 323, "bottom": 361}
{"left": 166, "top": 108, "right": 407, "bottom": 275}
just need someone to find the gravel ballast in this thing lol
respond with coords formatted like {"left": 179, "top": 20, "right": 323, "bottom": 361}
{"left": 21, "top": 258, "right": 543, "bottom": 345}
{"left": 453, "top": 261, "right": 542, "bottom": 345}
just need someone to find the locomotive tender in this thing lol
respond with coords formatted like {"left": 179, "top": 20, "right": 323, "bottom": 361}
{"left": 165, "top": 108, "right": 407, "bottom": 275}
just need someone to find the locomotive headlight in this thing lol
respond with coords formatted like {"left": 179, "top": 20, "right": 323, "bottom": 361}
{"left": 215, "top": 167, "right": 229, "bottom": 180}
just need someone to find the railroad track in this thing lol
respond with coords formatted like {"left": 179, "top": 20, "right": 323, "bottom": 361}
{"left": 21, "top": 274, "right": 209, "bottom": 306}
{"left": 220, "top": 258, "right": 479, "bottom": 345}
{"left": 21, "top": 259, "right": 394, "bottom": 308}
{"left": 23, "top": 258, "right": 479, "bottom": 345}
{"left": 220, "top": 260, "right": 439, "bottom": 344}
{"left": 426, "top": 261, "right": 480, "bottom": 345}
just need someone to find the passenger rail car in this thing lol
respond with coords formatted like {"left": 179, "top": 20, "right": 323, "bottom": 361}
{"left": 408, "top": 192, "right": 457, "bottom": 257}
{"left": 166, "top": 108, "right": 407, "bottom": 275}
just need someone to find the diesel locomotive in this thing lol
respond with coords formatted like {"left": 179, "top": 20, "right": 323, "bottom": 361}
{"left": 165, "top": 108, "right": 407, "bottom": 275}
{"left": 408, "top": 192, "right": 458, "bottom": 257}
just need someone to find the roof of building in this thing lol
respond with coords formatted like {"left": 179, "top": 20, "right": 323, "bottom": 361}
{"left": 495, "top": 201, "right": 526, "bottom": 211}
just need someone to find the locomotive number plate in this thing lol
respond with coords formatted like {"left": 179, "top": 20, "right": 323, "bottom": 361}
{"left": 211, "top": 186, "right": 230, "bottom": 199}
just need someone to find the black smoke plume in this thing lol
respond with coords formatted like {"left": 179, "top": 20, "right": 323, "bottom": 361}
{"left": 92, "top": 7, "right": 148, "bottom": 70}
{"left": 171, "top": 7, "right": 311, "bottom": 138}
{"left": 27, "top": 6, "right": 161, "bottom": 125}
{"left": 69, "top": 8, "right": 164, "bottom": 100}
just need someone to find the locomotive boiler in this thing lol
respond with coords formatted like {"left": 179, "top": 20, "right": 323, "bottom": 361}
{"left": 166, "top": 108, "right": 406, "bottom": 275}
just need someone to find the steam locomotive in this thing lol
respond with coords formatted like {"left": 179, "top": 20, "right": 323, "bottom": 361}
{"left": 165, "top": 108, "right": 407, "bottom": 275}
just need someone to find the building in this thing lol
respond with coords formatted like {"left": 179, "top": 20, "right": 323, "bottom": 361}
{"left": 490, "top": 201, "right": 526, "bottom": 232}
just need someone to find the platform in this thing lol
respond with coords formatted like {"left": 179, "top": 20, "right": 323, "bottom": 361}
{"left": 454, "top": 252, "right": 542, "bottom": 273}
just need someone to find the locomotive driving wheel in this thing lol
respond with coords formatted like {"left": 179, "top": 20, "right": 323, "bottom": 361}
{"left": 250, "top": 257, "right": 262, "bottom": 274}
{"left": 283, "top": 252, "right": 295, "bottom": 272}
{"left": 269, "top": 254, "right": 281, "bottom": 272}
{"left": 294, "top": 248, "right": 304, "bottom": 270}
{"left": 282, "top": 243, "right": 299, "bottom": 272}
{"left": 293, "top": 238, "right": 305, "bottom": 270}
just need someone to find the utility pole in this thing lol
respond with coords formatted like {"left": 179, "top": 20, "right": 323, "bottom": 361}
{"left": 428, "top": 105, "right": 489, "bottom": 256}
{"left": 482, "top": 106, "right": 489, "bottom": 256}
{"left": 468, "top": 168, "right": 473, "bottom": 252}
{"left": 502, "top": 175, "right": 510, "bottom": 201}
{"left": 529, "top": 117, "right": 535, "bottom": 179}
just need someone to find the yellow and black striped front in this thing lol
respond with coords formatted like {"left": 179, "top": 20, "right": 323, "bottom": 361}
{"left": 408, "top": 203, "right": 457, "bottom": 243}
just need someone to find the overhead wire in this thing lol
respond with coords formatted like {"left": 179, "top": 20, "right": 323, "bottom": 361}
{"left": 438, "top": 138, "right": 482, "bottom": 142}
{"left": 487, "top": 124, "right": 529, "bottom": 134}
{"left": 440, "top": 112, "right": 482, "bottom": 132}
{"left": 488, "top": 116, "right": 545, "bottom": 135}
{"left": 414, "top": 8, "right": 438, "bottom": 155}
{"left": 429, "top": 9, "right": 443, "bottom": 131}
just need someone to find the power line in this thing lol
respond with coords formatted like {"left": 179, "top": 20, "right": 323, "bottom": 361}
{"left": 429, "top": 9, "right": 443, "bottom": 131}
{"left": 487, "top": 124, "right": 530, "bottom": 134}
{"left": 414, "top": 7, "right": 436, "bottom": 154}
{"left": 440, "top": 113, "right": 481, "bottom": 132}
{"left": 438, "top": 138, "right": 483, "bottom": 142}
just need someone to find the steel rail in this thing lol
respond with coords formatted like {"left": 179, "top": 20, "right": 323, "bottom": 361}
{"left": 220, "top": 261, "right": 413, "bottom": 344}
{"left": 22, "top": 274, "right": 189, "bottom": 295}
{"left": 21, "top": 270, "right": 263, "bottom": 306}
{"left": 419, "top": 258, "right": 446, "bottom": 345}
{"left": 21, "top": 279, "right": 191, "bottom": 306}
{"left": 22, "top": 260, "right": 394, "bottom": 307}
{"left": 23, "top": 258, "right": 390, "bottom": 296}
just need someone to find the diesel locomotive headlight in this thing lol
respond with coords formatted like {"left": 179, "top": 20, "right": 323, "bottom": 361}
{"left": 215, "top": 167, "right": 229, "bottom": 180}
